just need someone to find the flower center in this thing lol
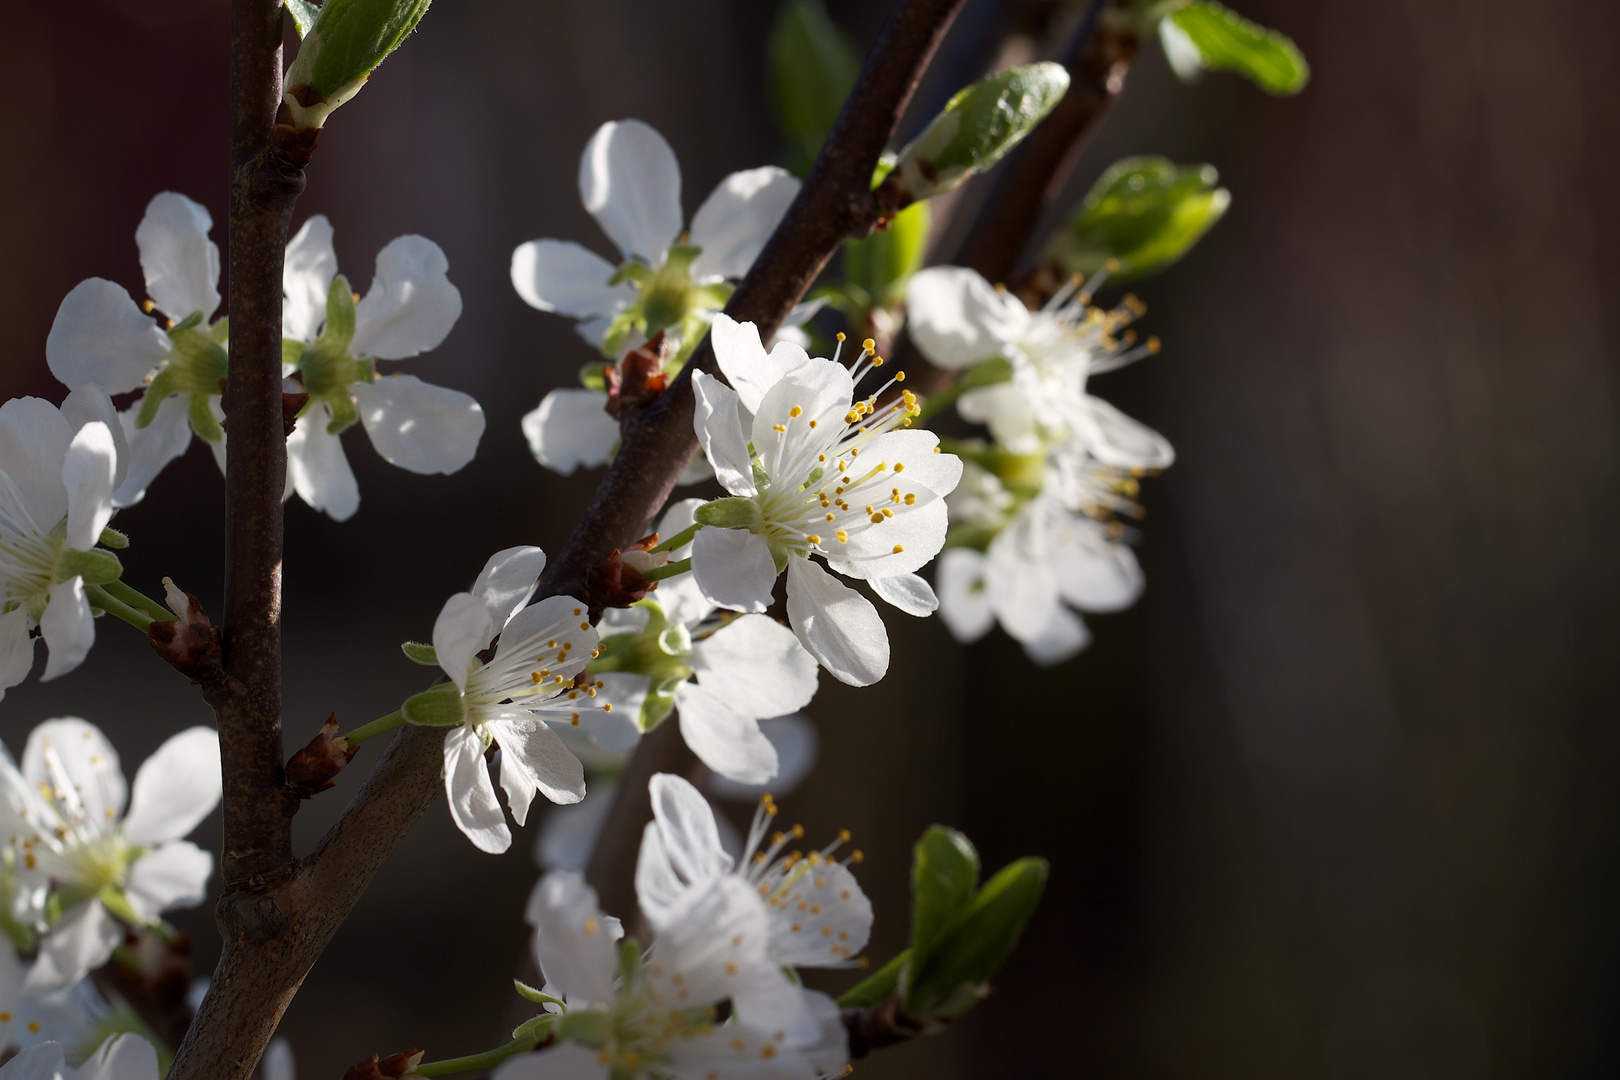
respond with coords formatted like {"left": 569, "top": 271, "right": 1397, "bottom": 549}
{"left": 0, "top": 470, "right": 64, "bottom": 621}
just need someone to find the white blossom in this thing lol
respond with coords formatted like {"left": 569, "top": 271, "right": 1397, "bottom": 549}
{"left": 45, "top": 193, "right": 226, "bottom": 506}
{"left": 687, "top": 316, "right": 961, "bottom": 686}
{"left": 0, "top": 395, "right": 124, "bottom": 699}
{"left": 0, "top": 1033, "right": 160, "bottom": 1080}
{"left": 0, "top": 721, "right": 220, "bottom": 994}
{"left": 511, "top": 120, "right": 800, "bottom": 359}
{"left": 425, "top": 547, "right": 616, "bottom": 854}
{"left": 282, "top": 215, "right": 481, "bottom": 521}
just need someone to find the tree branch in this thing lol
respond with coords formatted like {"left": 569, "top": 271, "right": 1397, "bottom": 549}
{"left": 167, "top": 0, "right": 966, "bottom": 1074}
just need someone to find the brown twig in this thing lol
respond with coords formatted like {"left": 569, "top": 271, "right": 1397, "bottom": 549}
{"left": 165, "top": 0, "right": 967, "bottom": 1074}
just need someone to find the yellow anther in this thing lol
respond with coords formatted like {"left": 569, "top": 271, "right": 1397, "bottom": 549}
{"left": 571, "top": 714, "right": 580, "bottom": 726}
{"left": 761, "top": 1045, "right": 776, "bottom": 1059}
{"left": 882, "top": 508, "right": 893, "bottom": 518}
{"left": 852, "top": 850, "right": 864, "bottom": 862}
{"left": 604, "top": 703, "right": 613, "bottom": 712}
{"left": 587, "top": 687, "right": 597, "bottom": 697}
{"left": 818, "top": 454, "right": 826, "bottom": 462}
{"left": 141, "top": 299, "right": 155, "bottom": 313}
{"left": 836, "top": 530, "right": 848, "bottom": 542}
{"left": 839, "top": 828, "right": 851, "bottom": 842}
{"left": 895, "top": 371, "right": 906, "bottom": 382}
{"left": 789, "top": 406, "right": 802, "bottom": 418}
{"left": 1148, "top": 335, "right": 1162, "bottom": 354}
{"left": 806, "top": 534, "right": 821, "bottom": 544}
{"left": 904, "top": 493, "right": 916, "bottom": 505}
{"left": 792, "top": 823, "right": 805, "bottom": 838}
{"left": 554, "top": 675, "right": 565, "bottom": 684}
{"left": 531, "top": 672, "right": 544, "bottom": 684}
{"left": 573, "top": 607, "right": 582, "bottom": 615}
{"left": 584, "top": 917, "right": 599, "bottom": 936}
{"left": 772, "top": 423, "right": 786, "bottom": 432}
{"left": 892, "top": 544, "right": 904, "bottom": 554}
{"left": 836, "top": 331, "right": 846, "bottom": 341}
{"left": 825, "top": 513, "right": 835, "bottom": 521}
{"left": 352, "top": 291, "right": 361, "bottom": 303}
{"left": 873, "top": 356, "right": 884, "bottom": 366}
{"left": 870, "top": 513, "right": 884, "bottom": 524}
{"left": 862, "top": 338, "right": 875, "bottom": 354}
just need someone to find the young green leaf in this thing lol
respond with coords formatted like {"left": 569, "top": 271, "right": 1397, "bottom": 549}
{"left": 283, "top": 0, "right": 435, "bottom": 130}
{"left": 1052, "top": 156, "right": 1230, "bottom": 282}
{"left": 907, "top": 825, "right": 980, "bottom": 983}
{"left": 769, "top": 0, "right": 860, "bottom": 175}
{"left": 837, "top": 950, "right": 909, "bottom": 1008}
{"left": 886, "top": 63, "right": 1070, "bottom": 203}
{"left": 843, "top": 200, "right": 931, "bottom": 308}
{"left": 904, "top": 856, "right": 1048, "bottom": 1018}
{"left": 1161, "top": 2, "right": 1309, "bottom": 95}
{"left": 285, "top": 0, "right": 320, "bottom": 38}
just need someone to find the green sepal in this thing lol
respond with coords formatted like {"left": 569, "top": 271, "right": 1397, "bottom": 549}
{"left": 513, "top": 980, "right": 566, "bottom": 1008}
{"left": 282, "top": 338, "right": 308, "bottom": 369}
{"left": 285, "top": 0, "right": 320, "bottom": 37}
{"left": 579, "top": 363, "right": 609, "bottom": 392}
{"left": 903, "top": 857, "right": 1049, "bottom": 1019}
{"left": 97, "top": 527, "right": 129, "bottom": 550}
{"left": 97, "top": 884, "right": 148, "bottom": 928}
{"left": 937, "top": 436, "right": 1045, "bottom": 499}
{"left": 57, "top": 548, "right": 123, "bottom": 587}
{"left": 843, "top": 200, "right": 931, "bottom": 308}
{"left": 168, "top": 312, "right": 204, "bottom": 334}
{"left": 1163, "top": 2, "right": 1309, "bottom": 95}
{"left": 135, "top": 371, "right": 179, "bottom": 429}
{"left": 324, "top": 392, "right": 360, "bottom": 435}
{"left": 768, "top": 0, "right": 860, "bottom": 175}
{"left": 511, "top": 1012, "right": 557, "bottom": 1043}
{"left": 617, "top": 937, "right": 642, "bottom": 988}
{"left": 694, "top": 498, "right": 762, "bottom": 529}
{"left": 889, "top": 63, "right": 1071, "bottom": 201}
{"left": 322, "top": 276, "right": 357, "bottom": 348}
{"left": 401, "top": 683, "right": 467, "bottom": 727}
{"left": 284, "top": 0, "right": 434, "bottom": 130}
{"left": 837, "top": 949, "right": 908, "bottom": 1008}
{"left": 1053, "top": 156, "right": 1230, "bottom": 281}
{"left": 906, "top": 826, "right": 980, "bottom": 986}
{"left": 961, "top": 355, "right": 1013, "bottom": 390}
{"left": 401, "top": 641, "right": 439, "bottom": 666}
{"left": 188, "top": 393, "right": 223, "bottom": 443}
{"left": 210, "top": 317, "right": 230, "bottom": 345}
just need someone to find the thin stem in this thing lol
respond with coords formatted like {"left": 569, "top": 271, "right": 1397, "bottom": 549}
{"left": 648, "top": 523, "right": 700, "bottom": 554}
{"left": 641, "top": 557, "right": 692, "bottom": 583}
{"left": 414, "top": 1037, "right": 540, "bottom": 1077}
{"left": 101, "top": 580, "right": 176, "bottom": 621}
{"left": 85, "top": 585, "right": 153, "bottom": 631}
{"left": 342, "top": 710, "right": 405, "bottom": 746}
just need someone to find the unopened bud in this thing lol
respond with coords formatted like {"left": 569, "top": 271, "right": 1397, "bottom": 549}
{"left": 281, "top": 0, "right": 434, "bottom": 134}
{"left": 148, "top": 581, "right": 222, "bottom": 687}
{"left": 603, "top": 332, "right": 672, "bottom": 418}
{"left": 286, "top": 715, "right": 357, "bottom": 798}
{"left": 342, "top": 1049, "right": 424, "bottom": 1080}
{"left": 587, "top": 534, "right": 663, "bottom": 608}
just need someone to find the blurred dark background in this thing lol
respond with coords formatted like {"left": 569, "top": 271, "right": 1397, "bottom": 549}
{"left": 4, "top": 0, "right": 1619, "bottom": 1076}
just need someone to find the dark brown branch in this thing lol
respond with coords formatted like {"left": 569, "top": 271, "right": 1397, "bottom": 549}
{"left": 842, "top": 993, "right": 936, "bottom": 1058}
{"left": 166, "top": 0, "right": 966, "bottom": 1074}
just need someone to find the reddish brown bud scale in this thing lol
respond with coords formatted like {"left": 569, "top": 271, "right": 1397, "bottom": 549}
{"left": 285, "top": 715, "right": 357, "bottom": 798}
{"left": 147, "top": 589, "right": 224, "bottom": 689}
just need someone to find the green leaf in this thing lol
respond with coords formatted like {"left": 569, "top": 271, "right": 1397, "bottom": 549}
{"left": 401, "top": 683, "right": 467, "bottom": 727}
{"left": 843, "top": 200, "right": 931, "bottom": 308}
{"left": 837, "top": 950, "right": 908, "bottom": 1008}
{"left": 401, "top": 641, "right": 439, "bottom": 666}
{"left": 283, "top": 0, "right": 434, "bottom": 129}
{"left": 1053, "top": 156, "right": 1230, "bottom": 282}
{"left": 904, "top": 857, "right": 1048, "bottom": 1018}
{"left": 1164, "top": 2, "right": 1309, "bottom": 95}
{"left": 513, "top": 979, "right": 565, "bottom": 1008}
{"left": 768, "top": 0, "right": 860, "bottom": 175}
{"left": 888, "top": 63, "right": 1070, "bottom": 201}
{"left": 906, "top": 826, "right": 980, "bottom": 987}
{"left": 57, "top": 549, "right": 123, "bottom": 587}
{"left": 285, "top": 0, "right": 320, "bottom": 37}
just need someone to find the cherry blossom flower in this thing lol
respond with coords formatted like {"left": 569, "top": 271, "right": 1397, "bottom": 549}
{"left": 45, "top": 193, "right": 226, "bottom": 506}
{"left": 510, "top": 120, "right": 800, "bottom": 360}
{"left": 419, "top": 547, "right": 615, "bottom": 854}
{"left": 686, "top": 316, "right": 962, "bottom": 686}
{"left": 494, "top": 871, "right": 842, "bottom": 1080}
{"left": 281, "top": 215, "right": 481, "bottom": 521}
{"left": 0, "top": 1033, "right": 160, "bottom": 1080}
{"left": 636, "top": 774, "right": 873, "bottom": 973}
{"left": 0, "top": 720, "right": 220, "bottom": 994}
{"left": 0, "top": 394, "right": 125, "bottom": 699}
{"left": 905, "top": 265, "right": 1174, "bottom": 469}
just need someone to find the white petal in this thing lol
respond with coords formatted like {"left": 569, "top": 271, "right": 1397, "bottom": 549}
{"left": 284, "top": 403, "right": 359, "bottom": 521}
{"left": 352, "top": 375, "right": 484, "bottom": 474}
{"left": 690, "top": 614, "right": 816, "bottom": 717}
{"left": 122, "top": 727, "right": 220, "bottom": 846}
{"left": 868, "top": 572, "right": 938, "bottom": 616}
{"left": 580, "top": 674, "right": 646, "bottom": 752}
{"left": 262, "top": 1038, "right": 296, "bottom": 1080}
{"left": 112, "top": 395, "right": 192, "bottom": 508}
{"left": 646, "top": 876, "right": 775, "bottom": 1009}
{"left": 785, "top": 557, "right": 888, "bottom": 687}
{"left": 509, "top": 239, "right": 634, "bottom": 317}
{"left": 691, "top": 527, "right": 776, "bottom": 614}
{"left": 39, "top": 580, "right": 94, "bottom": 682}
{"left": 0, "top": 397, "right": 74, "bottom": 526}
{"left": 750, "top": 361, "right": 855, "bottom": 479}
{"left": 520, "top": 389, "right": 616, "bottom": 476}
{"left": 62, "top": 423, "right": 117, "bottom": 551}
{"left": 59, "top": 384, "right": 129, "bottom": 492}
{"left": 23, "top": 717, "right": 127, "bottom": 824}
{"left": 635, "top": 772, "right": 733, "bottom": 926}
{"left": 765, "top": 857, "right": 873, "bottom": 968}
{"left": 673, "top": 682, "right": 779, "bottom": 786}
{"left": 72, "top": 1033, "right": 163, "bottom": 1080}
{"left": 492, "top": 717, "right": 585, "bottom": 825}
{"left": 708, "top": 713, "right": 818, "bottom": 801}
{"left": 1022, "top": 604, "right": 1092, "bottom": 666}
{"left": 471, "top": 546, "right": 547, "bottom": 629}
{"left": 959, "top": 381, "right": 1040, "bottom": 450}
{"left": 25, "top": 900, "right": 120, "bottom": 994}
{"left": 443, "top": 725, "right": 510, "bottom": 854}
{"left": 935, "top": 548, "right": 994, "bottom": 642}
{"left": 572, "top": 313, "right": 623, "bottom": 350}
{"left": 46, "top": 280, "right": 171, "bottom": 396}
{"left": 676, "top": 451, "right": 714, "bottom": 486}
{"left": 0, "top": 1043, "right": 66, "bottom": 1080}
{"left": 350, "top": 235, "right": 462, "bottom": 360}
{"left": 904, "top": 266, "right": 1026, "bottom": 370}
{"left": 985, "top": 511, "right": 1063, "bottom": 643}
{"left": 496, "top": 595, "right": 599, "bottom": 682}
{"left": 1072, "top": 395, "right": 1176, "bottom": 470}
{"left": 688, "top": 167, "right": 801, "bottom": 281}
{"left": 534, "top": 777, "right": 616, "bottom": 872}
{"left": 491, "top": 1041, "right": 611, "bottom": 1080}
{"left": 712, "top": 313, "right": 803, "bottom": 415}
{"left": 283, "top": 214, "right": 338, "bottom": 340}
{"left": 432, "top": 591, "right": 496, "bottom": 690}
{"left": 526, "top": 871, "right": 618, "bottom": 1005}
{"left": 578, "top": 120, "right": 683, "bottom": 263}
{"left": 124, "top": 840, "right": 213, "bottom": 921}
{"left": 1053, "top": 517, "right": 1144, "bottom": 613}
{"left": 136, "top": 192, "right": 220, "bottom": 323}
{"left": 0, "top": 609, "right": 35, "bottom": 701}
{"left": 692, "top": 373, "right": 755, "bottom": 496}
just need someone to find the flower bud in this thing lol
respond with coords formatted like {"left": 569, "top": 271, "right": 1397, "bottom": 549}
{"left": 286, "top": 715, "right": 358, "bottom": 798}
